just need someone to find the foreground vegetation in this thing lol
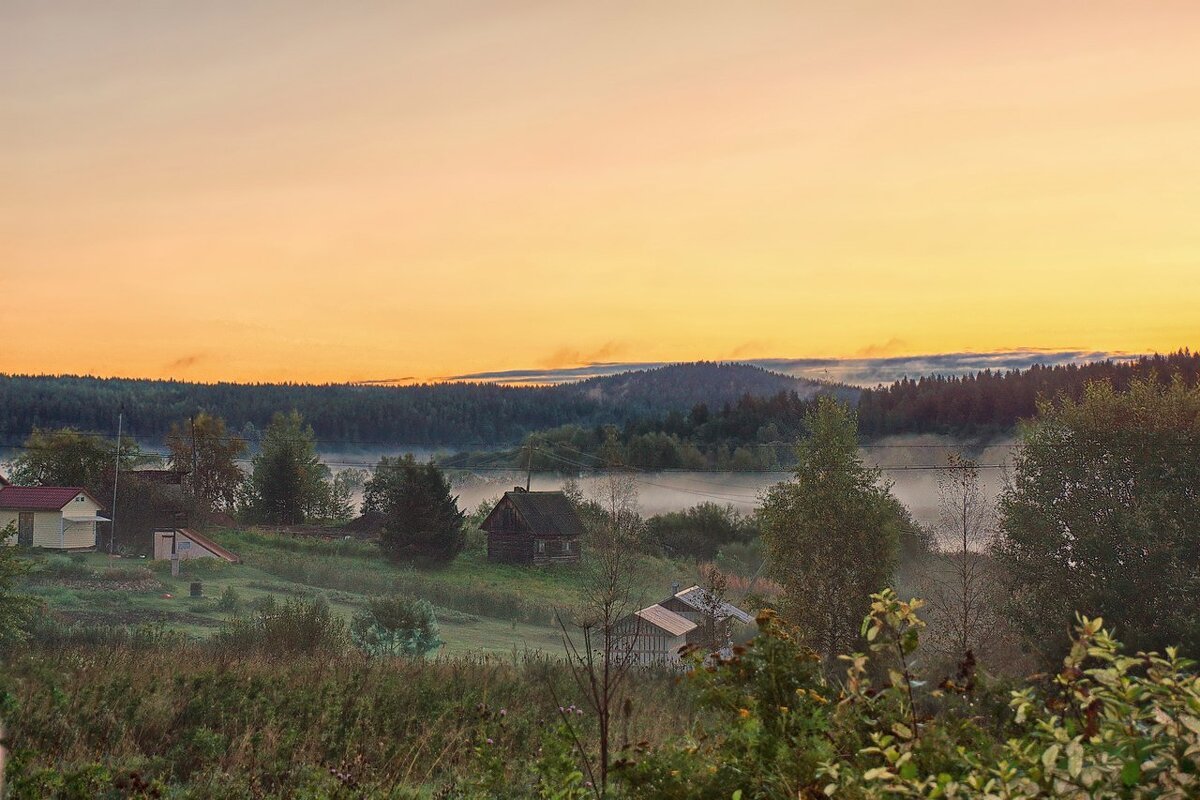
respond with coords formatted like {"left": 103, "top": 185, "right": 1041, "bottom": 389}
{"left": 2, "top": 591, "right": 1196, "bottom": 798}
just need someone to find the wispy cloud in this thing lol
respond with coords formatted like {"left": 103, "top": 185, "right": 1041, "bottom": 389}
{"left": 164, "top": 352, "right": 207, "bottom": 371}
{"left": 443, "top": 349, "right": 1141, "bottom": 387}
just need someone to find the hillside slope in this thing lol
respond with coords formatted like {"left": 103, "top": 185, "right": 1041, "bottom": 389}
{"left": 0, "top": 362, "right": 839, "bottom": 447}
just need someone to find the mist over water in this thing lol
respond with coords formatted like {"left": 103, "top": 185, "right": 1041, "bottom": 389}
{"left": 327, "top": 434, "right": 1016, "bottom": 545}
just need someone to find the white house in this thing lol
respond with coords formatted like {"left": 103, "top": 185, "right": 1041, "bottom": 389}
{"left": 0, "top": 486, "right": 108, "bottom": 550}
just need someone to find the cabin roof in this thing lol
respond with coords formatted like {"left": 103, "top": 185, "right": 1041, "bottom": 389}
{"left": 483, "top": 490, "right": 585, "bottom": 537}
{"left": 670, "top": 585, "right": 754, "bottom": 624}
{"left": 0, "top": 486, "right": 103, "bottom": 512}
{"left": 634, "top": 604, "right": 698, "bottom": 637}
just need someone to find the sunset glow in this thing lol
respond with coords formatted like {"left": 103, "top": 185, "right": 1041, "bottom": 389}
{"left": 4, "top": 2, "right": 1198, "bottom": 383}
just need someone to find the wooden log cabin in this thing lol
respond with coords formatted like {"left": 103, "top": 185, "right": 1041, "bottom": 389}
{"left": 481, "top": 488, "right": 584, "bottom": 565}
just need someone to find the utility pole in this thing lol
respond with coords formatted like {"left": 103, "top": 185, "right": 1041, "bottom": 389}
{"left": 525, "top": 439, "right": 534, "bottom": 491}
{"left": 109, "top": 405, "right": 123, "bottom": 557}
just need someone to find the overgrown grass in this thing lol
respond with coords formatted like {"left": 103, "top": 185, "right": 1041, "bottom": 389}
{"left": 213, "top": 527, "right": 698, "bottom": 626}
{"left": 0, "top": 638, "right": 696, "bottom": 798}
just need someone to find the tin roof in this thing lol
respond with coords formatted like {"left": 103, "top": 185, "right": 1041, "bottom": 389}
{"left": 0, "top": 486, "right": 101, "bottom": 512}
{"left": 634, "top": 604, "right": 697, "bottom": 637}
{"left": 671, "top": 585, "right": 754, "bottom": 624}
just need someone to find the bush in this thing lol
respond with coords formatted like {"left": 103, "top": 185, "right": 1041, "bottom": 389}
{"left": 619, "top": 591, "right": 1200, "bottom": 799}
{"left": 216, "top": 586, "right": 243, "bottom": 614}
{"left": 211, "top": 595, "right": 348, "bottom": 657}
{"left": 350, "top": 594, "right": 442, "bottom": 658}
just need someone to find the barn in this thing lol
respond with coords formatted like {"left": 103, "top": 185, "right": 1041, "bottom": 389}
{"left": 480, "top": 488, "right": 584, "bottom": 565}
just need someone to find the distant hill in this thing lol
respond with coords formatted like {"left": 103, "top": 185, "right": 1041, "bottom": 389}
{"left": 553, "top": 362, "right": 856, "bottom": 415}
{"left": 0, "top": 362, "right": 845, "bottom": 448}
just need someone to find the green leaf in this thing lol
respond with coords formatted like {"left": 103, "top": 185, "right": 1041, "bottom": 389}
{"left": 1121, "top": 761, "right": 1141, "bottom": 787}
{"left": 899, "top": 762, "right": 919, "bottom": 780}
{"left": 892, "top": 722, "right": 913, "bottom": 740}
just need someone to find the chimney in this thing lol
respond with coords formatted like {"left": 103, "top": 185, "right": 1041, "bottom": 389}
{"left": 513, "top": 486, "right": 527, "bottom": 493}
{"left": 671, "top": 581, "right": 680, "bottom": 595}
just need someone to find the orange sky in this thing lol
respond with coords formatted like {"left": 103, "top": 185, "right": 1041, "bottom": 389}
{"left": 3, "top": 2, "right": 1198, "bottom": 384}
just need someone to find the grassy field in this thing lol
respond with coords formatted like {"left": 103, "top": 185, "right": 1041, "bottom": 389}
{"left": 16, "top": 527, "right": 699, "bottom": 656}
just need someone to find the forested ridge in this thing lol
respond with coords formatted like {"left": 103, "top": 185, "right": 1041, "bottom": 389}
{"left": 0, "top": 362, "right": 829, "bottom": 447}
{"left": 1, "top": 352, "right": 1196, "bottom": 451}
{"left": 856, "top": 349, "right": 1200, "bottom": 436}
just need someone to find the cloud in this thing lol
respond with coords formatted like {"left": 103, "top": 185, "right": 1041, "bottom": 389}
{"left": 727, "top": 340, "right": 772, "bottom": 358}
{"left": 442, "top": 349, "right": 1142, "bottom": 387}
{"left": 855, "top": 338, "right": 909, "bottom": 358}
{"left": 351, "top": 376, "right": 416, "bottom": 386}
{"left": 164, "top": 353, "right": 207, "bottom": 370}
{"left": 445, "top": 362, "right": 668, "bottom": 385}
{"left": 750, "top": 349, "right": 1140, "bottom": 386}
{"left": 536, "top": 341, "right": 629, "bottom": 370}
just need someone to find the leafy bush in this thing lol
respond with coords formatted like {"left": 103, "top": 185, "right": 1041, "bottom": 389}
{"left": 211, "top": 595, "right": 348, "bottom": 657}
{"left": 618, "top": 590, "right": 1200, "bottom": 799}
{"left": 351, "top": 594, "right": 442, "bottom": 658}
{"left": 216, "top": 585, "right": 243, "bottom": 614}
{"left": 645, "top": 502, "right": 756, "bottom": 561}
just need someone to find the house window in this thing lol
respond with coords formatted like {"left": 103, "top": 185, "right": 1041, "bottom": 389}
{"left": 536, "top": 540, "right": 546, "bottom": 554}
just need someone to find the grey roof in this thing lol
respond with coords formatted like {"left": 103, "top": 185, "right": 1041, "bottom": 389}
{"left": 487, "top": 490, "right": 586, "bottom": 537}
{"left": 671, "top": 585, "right": 754, "bottom": 625}
{"left": 634, "top": 605, "right": 697, "bottom": 637}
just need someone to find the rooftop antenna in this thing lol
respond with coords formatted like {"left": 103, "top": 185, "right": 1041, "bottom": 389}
{"left": 109, "top": 404, "right": 123, "bottom": 557}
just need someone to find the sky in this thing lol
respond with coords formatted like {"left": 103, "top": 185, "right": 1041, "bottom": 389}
{"left": 3, "top": 1, "right": 1198, "bottom": 385}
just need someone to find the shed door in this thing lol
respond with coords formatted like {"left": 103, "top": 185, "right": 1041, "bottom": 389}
{"left": 17, "top": 512, "right": 34, "bottom": 547}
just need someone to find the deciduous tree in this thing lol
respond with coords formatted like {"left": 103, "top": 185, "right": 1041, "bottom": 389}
{"left": 994, "top": 378, "right": 1200, "bottom": 658}
{"left": 165, "top": 412, "right": 246, "bottom": 512}
{"left": 759, "top": 397, "right": 906, "bottom": 661}
{"left": 10, "top": 427, "right": 146, "bottom": 495}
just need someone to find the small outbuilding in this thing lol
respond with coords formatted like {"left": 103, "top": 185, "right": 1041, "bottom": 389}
{"left": 481, "top": 488, "right": 584, "bottom": 565}
{"left": 613, "top": 604, "right": 698, "bottom": 667}
{"left": 609, "top": 586, "right": 753, "bottom": 668}
{"left": 152, "top": 528, "right": 240, "bottom": 563}
{"left": 0, "top": 486, "right": 108, "bottom": 550}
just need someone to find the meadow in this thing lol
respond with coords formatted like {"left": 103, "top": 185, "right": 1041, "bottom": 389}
{"left": 15, "top": 527, "right": 701, "bottom": 656}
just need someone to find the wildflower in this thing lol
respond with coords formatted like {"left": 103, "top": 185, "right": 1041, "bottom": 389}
{"left": 486, "top": 738, "right": 494, "bottom": 746}
{"left": 738, "top": 708, "right": 751, "bottom": 719}
{"left": 499, "top": 708, "right": 507, "bottom": 717}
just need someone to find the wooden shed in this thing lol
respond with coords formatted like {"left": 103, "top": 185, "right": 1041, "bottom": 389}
{"left": 480, "top": 488, "right": 584, "bottom": 565}
{"left": 153, "top": 528, "right": 240, "bottom": 563}
{"left": 612, "top": 604, "right": 697, "bottom": 667}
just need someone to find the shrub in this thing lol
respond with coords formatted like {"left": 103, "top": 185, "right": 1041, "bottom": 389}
{"left": 216, "top": 586, "right": 243, "bottom": 614}
{"left": 211, "top": 595, "right": 348, "bottom": 657}
{"left": 350, "top": 594, "right": 442, "bottom": 658}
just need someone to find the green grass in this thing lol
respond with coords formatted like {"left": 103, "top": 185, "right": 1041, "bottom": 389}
{"left": 15, "top": 528, "right": 700, "bottom": 656}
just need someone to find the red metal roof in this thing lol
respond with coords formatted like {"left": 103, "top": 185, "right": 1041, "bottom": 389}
{"left": 0, "top": 486, "right": 99, "bottom": 511}
{"left": 178, "top": 528, "right": 241, "bottom": 564}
